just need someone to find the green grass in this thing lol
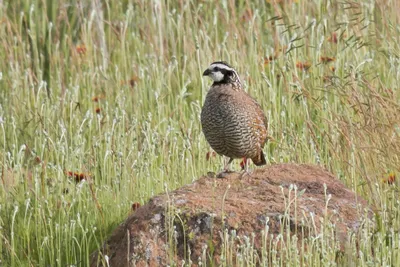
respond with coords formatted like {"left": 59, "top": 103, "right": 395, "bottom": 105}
{"left": 0, "top": 0, "right": 400, "bottom": 266}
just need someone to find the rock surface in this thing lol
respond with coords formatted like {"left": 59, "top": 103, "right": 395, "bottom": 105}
{"left": 90, "top": 164, "right": 370, "bottom": 266}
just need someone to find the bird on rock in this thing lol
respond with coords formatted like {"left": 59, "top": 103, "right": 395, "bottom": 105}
{"left": 201, "top": 61, "right": 268, "bottom": 177}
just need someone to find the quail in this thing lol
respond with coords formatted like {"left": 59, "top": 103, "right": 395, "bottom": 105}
{"left": 201, "top": 61, "right": 268, "bottom": 174}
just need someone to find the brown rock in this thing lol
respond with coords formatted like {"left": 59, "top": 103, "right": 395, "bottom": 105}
{"left": 90, "top": 164, "right": 370, "bottom": 266}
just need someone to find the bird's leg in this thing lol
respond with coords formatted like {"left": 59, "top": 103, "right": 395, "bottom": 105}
{"left": 239, "top": 158, "right": 253, "bottom": 179}
{"left": 240, "top": 157, "right": 247, "bottom": 171}
{"left": 217, "top": 157, "right": 234, "bottom": 178}
{"left": 246, "top": 158, "right": 250, "bottom": 173}
{"left": 223, "top": 157, "right": 234, "bottom": 172}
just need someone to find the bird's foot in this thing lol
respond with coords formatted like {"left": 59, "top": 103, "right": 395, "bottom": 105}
{"left": 239, "top": 158, "right": 253, "bottom": 179}
{"left": 217, "top": 169, "right": 233, "bottom": 178}
{"left": 217, "top": 157, "right": 235, "bottom": 178}
{"left": 207, "top": 172, "right": 216, "bottom": 178}
{"left": 239, "top": 169, "right": 253, "bottom": 179}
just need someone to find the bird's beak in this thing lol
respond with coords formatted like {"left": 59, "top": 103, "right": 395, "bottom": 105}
{"left": 203, "top": 69, "right": 211, "bottom": 76}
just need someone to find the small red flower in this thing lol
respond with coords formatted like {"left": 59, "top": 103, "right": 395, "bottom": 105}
{"left": 264, "top": 55, "right": 276, "bottom": 65}
{"left": 121, "top": 76, "right": 139, "bottom": 88}
{"left": 95, "top": 107, "right": 101, "bottom": 114}
{"left": 296, "top": 61, "right": 311, "bottom": 71}
{"left": 206, "top": 151, "right": 216, "bottom": 161}
{"left": 92, "top": 94, "right": 106, "bottom": 102}
{"left": 34, "top": 156, "right": 42, "bottom": 164}
{"left": 382, "top": 172, "right": 396, "bottom": 185}
{"left": 132, "top": 202, "right": 141, "bottom": 212}
{"left": 129, "top": 76, "right": 139, "bottom": 88}
{"left": 76, "top": 45, "right": 87, "bottom": 54}
{"left": 65, "top": 171, "right": 92, "bottom": 182}
{"left": 320, "top": 56, "right": 335, "bottom": 63}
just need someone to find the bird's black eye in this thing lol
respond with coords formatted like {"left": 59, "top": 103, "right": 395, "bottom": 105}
{"left": 214, "top": 67, "right": 220, "bottom": 71}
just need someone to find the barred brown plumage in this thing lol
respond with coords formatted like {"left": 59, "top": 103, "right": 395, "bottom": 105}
{"left": 201, "top": 61, "right": 268, "bottom": 174}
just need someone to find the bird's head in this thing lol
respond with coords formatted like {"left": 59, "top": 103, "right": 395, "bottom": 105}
{"left": 203, "top": 61, "right": 241, "bottom": 84}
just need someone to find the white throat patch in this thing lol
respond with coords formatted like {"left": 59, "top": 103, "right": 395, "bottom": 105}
{"left": 209, "top": 71, "right": 225, "bottom": 82}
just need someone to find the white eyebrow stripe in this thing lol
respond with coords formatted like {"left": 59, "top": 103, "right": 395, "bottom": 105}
{"left": 210, "top": 63, "right": 233, "bottom": 71}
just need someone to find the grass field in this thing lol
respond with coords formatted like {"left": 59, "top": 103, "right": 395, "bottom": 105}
{"left": 0, "top": 0, "right": 400, "bottom": 266}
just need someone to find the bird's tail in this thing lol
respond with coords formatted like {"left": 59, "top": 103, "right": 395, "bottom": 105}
{"left": 252, "top": 151, "right": 266, "bottom": 166}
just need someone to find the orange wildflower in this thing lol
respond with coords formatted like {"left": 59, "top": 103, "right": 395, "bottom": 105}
{"left": 206, "top": 151, "right": 216, "bottom": 161}
{"left": 34, "top": 156, "right": 42, "bottom": 165}
{"left": 132, "top": 202, "right": 141, "bottom": 212}
{"left": 121, "top": 76, "right": 139, "bottom": 88}
{"left": 320, "top": 56, "right": 335, "bottom": 63}
{"left": 76, "top": 45, "right": 87, "bottom": 55}
{"left": 95, "top": 107, "right": 101, "bottom": 114}
{"left": 382, "top": 172, "right": 396, "bottom": 185}
{"left": 296, "top": 61, "right": 311, "bottom": 71}
{"left": 65, "top": 171, "right": 92, "bottom": 182}
{"left": 92, "top": 94, "right": 106, "bottom": 102}
{"left": 264, "top": 55, "right": 276, "bottom": 65}
{"left": 129, "top": 76, "right": 139, "bottom": 88}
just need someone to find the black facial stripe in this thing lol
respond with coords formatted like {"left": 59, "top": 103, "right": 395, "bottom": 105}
{"left": 220, "top": 68, "right": 231, "bottom": 76}
{"left": 212, "top": 69, "right": 235, "bottom": 85}
{"left": 212, "top": 65, "right": 232, "bottom": 74}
